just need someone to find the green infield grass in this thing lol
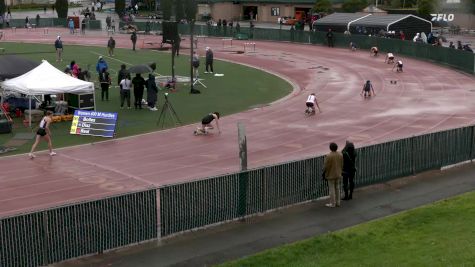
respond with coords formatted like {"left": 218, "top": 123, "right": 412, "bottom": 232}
{"left": 0, "top": 42, "right": 292, "bottom": 156}
{"left": 221, "top": 191, "right": 475, "bottom": 266}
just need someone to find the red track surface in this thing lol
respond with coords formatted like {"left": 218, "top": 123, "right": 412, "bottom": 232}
{"left": 1, "top": 29, "right": 475, "bottom": 218}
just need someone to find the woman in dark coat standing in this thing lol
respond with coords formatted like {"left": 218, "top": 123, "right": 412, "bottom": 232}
{"left": 146, "top": 73, "right": 158, "bottom": 111}
{"left": 342, "top": 140, "right": 357, "bottom": 200}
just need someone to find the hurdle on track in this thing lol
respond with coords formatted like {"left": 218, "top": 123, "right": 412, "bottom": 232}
{"left": 244, "top": 42, "right": 256, "bottom": 53}
{"left": 222, "top": 38, "right": 233, "bottom": 48}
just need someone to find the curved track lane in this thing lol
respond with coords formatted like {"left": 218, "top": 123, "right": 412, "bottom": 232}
{"left": 1, "top": 28, "right": 474, "bottom": 217}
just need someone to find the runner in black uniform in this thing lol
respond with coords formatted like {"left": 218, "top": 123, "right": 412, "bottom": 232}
{"left": 29, "top": 110, "right": 56, "bottom": 158}
{"left": 195, "top": 112, "right": 221, "bottom": 135}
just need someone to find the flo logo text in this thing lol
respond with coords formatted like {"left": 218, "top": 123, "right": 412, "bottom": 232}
{"left": 431, "top": 14, "right": 455, "bottom": 22}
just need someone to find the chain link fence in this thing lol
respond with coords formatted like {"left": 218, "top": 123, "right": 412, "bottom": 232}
{"left": 120, "top": 22, "right": 474, "bottom": 74}
{"left": 160, "top": 125, "right": 475, "bottom": 237}
{"left": 0, "top": 189, "right": 157, "bottom": 266}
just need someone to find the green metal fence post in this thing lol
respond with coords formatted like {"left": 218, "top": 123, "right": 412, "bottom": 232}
{"left": 470, "top": 125, "right": 475, "bottom": 161}
{"left": 238, "top": 171, "right": 248, "bottom": 217}
{"left": 411, "top": 135, "right": 415, "bottom": 175}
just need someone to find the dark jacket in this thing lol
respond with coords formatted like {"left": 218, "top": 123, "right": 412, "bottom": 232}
{"left": 99, "top": 71, "right": 111, "bottom": 84}
{"left": 132, "top": 75, "right": 146, "bottom": 91}
{"left": 342, "top": 142, "right": 357, "bottom": 175}
{"left": 206, "top": 50, "right": 213, "bottom": 64}
{"left": 146, "top": 74, "right": 158, "bottom": 103}
{"left": 117, "top": 68, "right": 129, "bottom": 85}
{"left": 131, "top": 32, "right": 137, "bottom": 43}
{"left": 107, "top": 38, "right": 116, "bottom": 48}
{"left": 54, "top": 39, "right": 63, "bottom": 49}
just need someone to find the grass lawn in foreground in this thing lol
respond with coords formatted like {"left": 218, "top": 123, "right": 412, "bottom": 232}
{"left": 221, "top": 190, "right": 475, "bottom": 266}
{"left": 0, "top": 42, "right": 291, "bottom": 156}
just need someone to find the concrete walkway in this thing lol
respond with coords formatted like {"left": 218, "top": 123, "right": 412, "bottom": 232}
{"left": 57, "top": 162, "right": 475, "bottom": 267}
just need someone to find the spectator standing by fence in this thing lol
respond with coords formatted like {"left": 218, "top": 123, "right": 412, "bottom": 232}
{"left": 323, "top": 142, "right": 343, "bottom": 208}
{"left": 326, "top": 28, "right": 334, "bottom": 47}
{"left": 68, "top": 19, "right": 75, "bottom": 34}
{"left": 81, "top": 18, "right": 86, "bottom": 35}
{"left": 342, "top": 141, "right": 357, "bottom": 201}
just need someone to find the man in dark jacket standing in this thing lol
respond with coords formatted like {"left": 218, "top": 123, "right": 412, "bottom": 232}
{"left": 117, "top": 64, "right": 128, "bottom": 86}
{"left": 131, "top": 31, "right": 137, "bottom": 51}
{"left": 132, "top": 73, "right": 146, "bottom": 109}
{"left": 107, "top": 37, "right": 116, "bottom": 56}
{"left": 99, "top": 68, "right": 111, "bottom": 101}
{"left": 205, "top": 47, "right": 214, "bottom": 74}
{"left": 54, "top": 36, "right": 63, "bottom": 62}
{"left": 323, "top": 142, "right": 343, "bottom": 208}
{"left": 342, "top": 140, "right": 357, "bottom": 200}
{"left": 326, "top": 28, "right": 334, "bottom": 47}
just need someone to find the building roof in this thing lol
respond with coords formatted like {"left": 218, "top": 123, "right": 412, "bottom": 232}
{"left": 313, "top": 13, "right": 370, "bottom": 26}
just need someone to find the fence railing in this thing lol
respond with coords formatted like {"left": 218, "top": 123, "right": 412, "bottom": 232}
{"left": 160, "top": 125, "right": 475, "bottom": 237}
{"left": 0, "top": 189, "right": 157, "bottom": 266}
{"left": 2, "top": 125, "right": 473, "bottom": 265}
{"left": 118, "top": 21, "right": 475, "bottom": 74}
{"left": 1, "top": 18, "right": 102, "bottom": 30}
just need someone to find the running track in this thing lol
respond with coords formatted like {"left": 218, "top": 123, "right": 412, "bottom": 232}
{"left": 1, "top": 28, "right": 475, "bottom": 218}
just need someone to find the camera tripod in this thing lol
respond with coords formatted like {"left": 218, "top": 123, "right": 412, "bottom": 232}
{"left": 157, "top": 94, "right": 181, "bottom": 128}
{"left": 193, "top": 77, "right": 207, "bottom": 88}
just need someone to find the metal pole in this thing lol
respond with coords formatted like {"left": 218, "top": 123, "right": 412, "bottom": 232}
{"left": 238, "top": 122, "right": 247, "bottom": 171}
{"left": 190, "top": 21, "right": 195, "bottom": 93}
{"left": 29, "top": 95, "right": 32, "bottom": 127}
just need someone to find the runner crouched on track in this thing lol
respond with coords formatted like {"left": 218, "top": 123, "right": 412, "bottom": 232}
{"left": 305, "top": 93, "right": 321, "bottom": 114}
{"left": 197, "top": 112, "right": 221, "bottom": 134}
{"left": 385, "top": 52, "right": 395, "bottom": 64}
{"left": 394, "top": 60, "right": 403, "bottom": 72}
{"left": 361, "top": 80, "right": 376, "bottom": 98}
{"left": 370, "top": 46, "right": 378, "bottom": 56}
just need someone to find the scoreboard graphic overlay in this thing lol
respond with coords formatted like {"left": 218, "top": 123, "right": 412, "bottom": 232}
{"left": 70, "top": 110, "right": 118, "bottom": 138}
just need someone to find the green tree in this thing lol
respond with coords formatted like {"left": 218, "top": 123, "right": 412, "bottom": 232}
{"left": 55, "top": 0, "right": 68, "bottom": 18}
{"left": 390, "top": 0, "right": 402, "bottom": 8}
{"left": 0, "top": 0, "right": 6, "bottom": 18}
{"left": 313, "top": 0, "right": 333, "bottom": 13}
{"left": 161, "top": 0, "right": 172, "bottom": 20}
{"left": 417, "top": 0, "right": 435, "bottom": 18}
{"left": 183, "top": 0, "right": 197, "bottom": 21}
{"left": 342, "top": 0, "right": 368, "bottom": 13}
{"left": 115, "top": 0, "right": 125, "bottom": 16}
{"left": 175, "top": 0, "right": 185, "bottom": 21}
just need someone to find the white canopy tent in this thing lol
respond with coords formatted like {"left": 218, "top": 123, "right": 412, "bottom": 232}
{"left": 1, "top": 60, "right": 95, "bottom": 127}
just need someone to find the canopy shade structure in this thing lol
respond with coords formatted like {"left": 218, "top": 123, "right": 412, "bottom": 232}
{"left": 314, "top": 13, "right": 432, "bottom": 39}
{"left": 349, "top": 14, "right": 432, "bottom": 39}
{"left": 313, "top": 13, "right": 370, "bottom": 32}
{"left": 1, "top": 60, "right": 94, "bottom": 95}
{"left": 1, "top": 60, "right": 95, "bottom": 127}
{"left": 0, "top": 55, "right": 40, "bottom": 80}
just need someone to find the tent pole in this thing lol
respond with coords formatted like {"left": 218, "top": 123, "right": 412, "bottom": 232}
{"left": 29, "top": 95, "right": 32, "bottom": 128}
{"left": 92, "top": 85, "right": 96, "bottom": 110}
